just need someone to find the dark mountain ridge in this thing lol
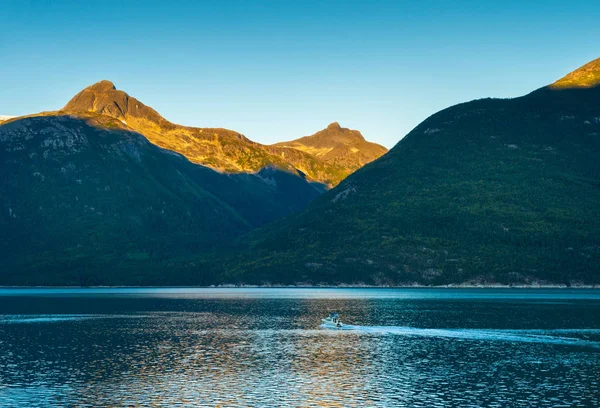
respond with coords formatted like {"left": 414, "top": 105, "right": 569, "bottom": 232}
{"left": 219, "top": 58, "right": 600, "bottom": 286}
{"left": 0, "top": 113, "right": 322, "bottom": 284}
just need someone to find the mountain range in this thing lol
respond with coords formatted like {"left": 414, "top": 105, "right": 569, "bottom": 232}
{"left": 2, "top": 57, "right": 599, "bottom": 286}
{"left": 62, "top": 80, "right": 386, "bottom": 187}
{"left": 0, "top": 82, "right": 386, "bottom": 284}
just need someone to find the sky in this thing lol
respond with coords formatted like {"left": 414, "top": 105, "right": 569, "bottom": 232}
{"left": 1, "top": 0, "right": 599, "bottom": 148}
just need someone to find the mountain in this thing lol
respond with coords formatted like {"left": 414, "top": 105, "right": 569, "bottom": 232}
{"left": 0, "top": 115, "right": 15, "bottom": 122}
{"left": 273, "top": 122, "right": 388, "bottom": 184}
{"left": 6, "top": 57, "right": 599, "bottom": 287}
{"left": 0, "top": 114, "right": 327, "bottom": 285}
{"left": 223, "top": 57, "right": 600, "bottom": 286}
{"left": 0, "top": 81, "right": 386, "bottom": 285}
{"left": 62, "top": 81, "right": 386, "bottom": 187}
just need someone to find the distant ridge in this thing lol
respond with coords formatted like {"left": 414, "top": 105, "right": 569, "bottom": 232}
{"left": 273, "top": 122, "right": 387, "bottom": 176}
{"left": 62, "top": 81, "right": 387, "bottom": 186}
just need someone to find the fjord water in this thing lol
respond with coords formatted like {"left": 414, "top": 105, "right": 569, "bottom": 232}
{"left": 1, "top": 289, "right": 599, "bottom": 407}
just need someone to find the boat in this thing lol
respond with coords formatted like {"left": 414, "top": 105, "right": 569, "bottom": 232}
{"left": 321, "top": 312, "right": 344, "bottom": 329}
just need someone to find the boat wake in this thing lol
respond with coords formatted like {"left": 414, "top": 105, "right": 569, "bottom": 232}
{"left": 320, "top": 324, "right": 600, "bottom": 348}
{"left": 0, "top": 314, "right": 149, "bottom": 324}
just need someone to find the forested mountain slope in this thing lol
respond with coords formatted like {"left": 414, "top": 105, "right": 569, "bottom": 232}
{"left": 222, "top": 58, "right": 600, "bottom": 286}
{"left": 0, "top": 114, "right": 321, "bottom": 284}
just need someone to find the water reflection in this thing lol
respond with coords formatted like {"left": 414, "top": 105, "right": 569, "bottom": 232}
{"left": 0, "top": 290, "right": 599, "bottom": 406}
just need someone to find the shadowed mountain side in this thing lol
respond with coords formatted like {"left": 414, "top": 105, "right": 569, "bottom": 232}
{"left": 62, "top": 81, "right": 386, "bottom": 187}
{"left": 219, "top": 63, "right": 600, "bottom": 286}
{"left": 0, "top": 114, "right": 322, "bottom": 285}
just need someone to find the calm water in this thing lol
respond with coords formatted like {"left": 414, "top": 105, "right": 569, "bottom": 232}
{"left": 1, "top": 288, "right": 599, "bottom": 407}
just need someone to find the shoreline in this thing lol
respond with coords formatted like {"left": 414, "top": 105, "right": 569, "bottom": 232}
{"left": 1, "top": 284, "right": 599, "bottom": 289}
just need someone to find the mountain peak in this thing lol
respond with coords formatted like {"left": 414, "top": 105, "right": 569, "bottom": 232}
{"left": 321, "top": 122, "right": 366, "bottom": 142}
{"left": 87, "top": 80, "right": 116, "bottom": 92}
{"left": 549, "top": 57, "right": 600, "bottom": 89}
{"left": 303, "top": 123, "right": 365, "bottom": 144}
{"left": 273, "top": 123, "right": 387, "bottom": 183}
{"left": 63, "top": 80, "right": 170, "bottom": 128}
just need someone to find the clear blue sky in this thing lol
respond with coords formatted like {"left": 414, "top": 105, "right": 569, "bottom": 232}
{"left": 1, "top": 0, "right": 599, "bottom": 148}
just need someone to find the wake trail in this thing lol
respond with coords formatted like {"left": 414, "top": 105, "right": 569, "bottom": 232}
{"left": 320, "top": 324, "right": 600, "bottom": 348}
{"left": 0, "top": 314, "right": 149, "bottom": 324}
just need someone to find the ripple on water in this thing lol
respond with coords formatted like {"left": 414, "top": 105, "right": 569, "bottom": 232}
{"left": 0, "top": 293, "right": 599, "bottom": 407}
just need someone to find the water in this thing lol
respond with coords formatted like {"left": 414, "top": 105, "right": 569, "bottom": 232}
{"left": 0, "top": 288, "right": 599, "bottom": 407}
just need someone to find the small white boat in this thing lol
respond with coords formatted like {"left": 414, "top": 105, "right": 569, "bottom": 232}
{"left": 321, "top": 312, "right": 344, "bottom": 329}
